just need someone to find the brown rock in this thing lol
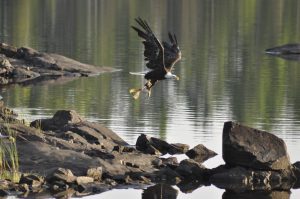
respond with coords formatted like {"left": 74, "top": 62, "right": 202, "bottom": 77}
{"left": 136, "top": 134, "right": 189, "bottom": 155}
{"left": 168, "top": 143, "right": 190, "bottom": 155}
{"left": 19, "top": 174, "right": 44, "bottom": 188}
{"left": 12, "top": 67, "right": 40, "bottom": 82}
{"left": 31, "top": 110, "right": 83, "bottom": 131}
{"left": 136, "top": 134, "right": 161, "bottom": 155}
{"left": 87, "top": 167, "right": 102, "bottom": 181}
{"left": 18, "top": 183, "right": 30, "bottom": 193}
{"left": 0, "top": 189, "right": 9, "bottom": 197}
{"left": 175, "top": 159, "right": 207, "bottom": 180}
{"left": 47, "top": 168, "right": 77, "bottom": 184}
{"left": 76, "top": 176, "right": 94, "bottom": 185}
{"left": 185, "top": 144, "right": 217, "bottom": 163}
{"left": 223, "top": 121, "right": 291, "bottom": 170}
{"left": 0, "top": 43, "right": 17, "bottom": 57}
{"left": 1, "top": 43, "right": 115, "bottom": 86}
{"left": 161, "top": 157, "right": 179, "bottom": 169}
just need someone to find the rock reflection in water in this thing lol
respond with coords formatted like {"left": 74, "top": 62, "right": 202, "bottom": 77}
{"left": 266, "top": 54, "right": 300, "bottom": 61}
{"left": 142, "top": 184, "right": 178, "bottom": 199}
{"left": 222, "top": 190, "right": 290, "bottom": 199}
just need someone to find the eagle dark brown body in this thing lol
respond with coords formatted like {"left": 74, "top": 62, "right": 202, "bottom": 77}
{"left": 129, "top": 17, "right": 182, "bottom": 99}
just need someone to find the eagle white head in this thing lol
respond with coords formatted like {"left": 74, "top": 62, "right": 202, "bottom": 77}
{"left": 165, "top": 71, "right": 179, "bottom": 80}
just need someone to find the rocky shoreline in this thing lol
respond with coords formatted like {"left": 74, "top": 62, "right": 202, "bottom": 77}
{"left": 0, "top": 43, "right": 116, "bottom": 86}
{"left": 0, "top": 101, "right": 300, "bottom": 198}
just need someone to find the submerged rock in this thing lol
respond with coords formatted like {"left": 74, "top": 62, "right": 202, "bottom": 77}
{"left": 185, "top": 144, "right": 217, "bottom": 163}
{"left": 222, "top": 121, "right": 291, "bottom": 170}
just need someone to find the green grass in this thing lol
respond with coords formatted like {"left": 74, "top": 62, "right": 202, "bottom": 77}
{"left": 0, "top": 123, "right": 20, "bottom": 182}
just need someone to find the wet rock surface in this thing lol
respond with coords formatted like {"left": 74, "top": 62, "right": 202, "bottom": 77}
{"left": 136, "top": 133, "right": 190, "bottom": 155}
{"left": 0, "top": 43, "right": 116, "bottom": 86}
{"left": 222, "top": 121, "right": 291, "bottom": 170}
{"left": 0, "top": 104, "right": 299, "bottom": 198}
{"left": 185, "top": 144, "right": 217, "bottom": 163}
{"left": 266, "top": 43, "right": 300, "bottom": 55}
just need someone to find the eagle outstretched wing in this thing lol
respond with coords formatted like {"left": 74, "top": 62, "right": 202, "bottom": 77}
{"left": 132, "top": 17, "right": 181, "bottom": 71}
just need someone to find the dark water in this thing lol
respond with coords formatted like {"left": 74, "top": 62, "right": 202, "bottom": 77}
{"left": 1, "top": 0, "right": 300, "bottom": 198}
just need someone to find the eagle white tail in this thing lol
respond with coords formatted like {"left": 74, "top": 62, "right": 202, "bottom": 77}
{"left": 129, "top": 71, "right": 147, "bottom": 76}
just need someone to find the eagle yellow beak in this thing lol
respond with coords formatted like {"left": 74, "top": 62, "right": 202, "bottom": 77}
{"left": 175, "top": 76, "right": 180, "bottom": 80}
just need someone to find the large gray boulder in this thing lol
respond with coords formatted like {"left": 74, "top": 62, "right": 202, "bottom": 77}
{"left": 222, "top": 121, "right": 291, "bottom": 170}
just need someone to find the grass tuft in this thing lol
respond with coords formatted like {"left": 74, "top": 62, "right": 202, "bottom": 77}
{"left": 0, "top": 123, "right": 20, "bottom": 182}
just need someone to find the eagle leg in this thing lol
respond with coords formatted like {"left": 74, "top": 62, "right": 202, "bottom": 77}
{"left": 145, "top": 80, "right": 152, "bottom": 98}
{"left": 147, "top": 88, "right": 152, "bottom": 98}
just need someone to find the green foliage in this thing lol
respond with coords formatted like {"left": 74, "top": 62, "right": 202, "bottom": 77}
{"left": 0, "top": 123, "right": 20, "bottom": 182}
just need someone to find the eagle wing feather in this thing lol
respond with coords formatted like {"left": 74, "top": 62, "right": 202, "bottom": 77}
{"left": 132, "top": 17, "right": 181, "bottom": 71}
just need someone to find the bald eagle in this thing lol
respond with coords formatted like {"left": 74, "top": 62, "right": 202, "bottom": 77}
{"left": 129, "top": 17, "right": 182, "bottom": 99}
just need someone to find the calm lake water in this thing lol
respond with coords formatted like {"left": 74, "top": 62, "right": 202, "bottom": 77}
{"left": 1, "top": 0, "right": 300, "bottom": 198}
